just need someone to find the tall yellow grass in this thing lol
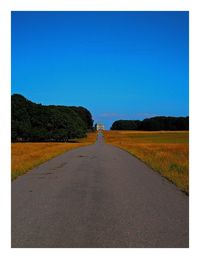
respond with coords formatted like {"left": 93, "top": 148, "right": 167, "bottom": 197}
{"left": 12, "top": 132, "right": 97, "bottom": 180}
{"left": 104, "top": 130, "right": 189, "bottom": 193}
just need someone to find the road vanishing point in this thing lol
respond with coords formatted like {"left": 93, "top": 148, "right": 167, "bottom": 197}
{"left": 12, "top": 132, "right": 189, "bottom": 248}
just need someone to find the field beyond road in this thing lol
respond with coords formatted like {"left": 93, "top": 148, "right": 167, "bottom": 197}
{"left": 104, "top": 130, "right": 189, "bottom": 194}
{"left": 11, "top": 132, "right": 97, "bottom": 180}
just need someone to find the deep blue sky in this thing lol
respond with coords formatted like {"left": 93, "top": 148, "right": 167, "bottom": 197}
{"left": 12, "top": 11, "right": 189, "bottom": 129}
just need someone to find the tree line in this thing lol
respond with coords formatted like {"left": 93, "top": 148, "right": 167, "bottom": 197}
{"left": 111, "top": 116, "right": 189, "bottom": 131}
{"left": 12, "top": 94, "right": 94, "bottom": 142}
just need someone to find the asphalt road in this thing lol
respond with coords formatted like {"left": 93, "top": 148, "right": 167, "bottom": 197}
{"left": 12, "top": 132, "right": 189, "bottom": 248}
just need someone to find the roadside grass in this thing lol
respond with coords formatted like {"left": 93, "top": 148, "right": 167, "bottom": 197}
{"left": 11, "top": 132, "right": 97, "bottom": 181}
{"left": 104, "top": 130, "right": 189, "bottom": 194}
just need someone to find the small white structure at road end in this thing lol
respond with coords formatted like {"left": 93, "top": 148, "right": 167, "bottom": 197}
{"left": 96, "top": 123, "right": 105, "bottom": 131}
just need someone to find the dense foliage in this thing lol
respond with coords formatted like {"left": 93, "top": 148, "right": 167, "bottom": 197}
{"left": 111, "top": 116, "right": 189, "bottom": 131}
{"left": 11, "top": 94, "right": 93, "bottom": 142}
{"left": 69, "top": 106, "right": 93, "bottom": 130}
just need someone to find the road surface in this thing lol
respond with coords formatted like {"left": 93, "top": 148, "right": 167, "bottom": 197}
{"left": 12, "top": 132, "right": 189, "bottom": 248}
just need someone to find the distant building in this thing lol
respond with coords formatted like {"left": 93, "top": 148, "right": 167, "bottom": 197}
{"left": 96, "top": 123, "right": 105, "bottom": 131}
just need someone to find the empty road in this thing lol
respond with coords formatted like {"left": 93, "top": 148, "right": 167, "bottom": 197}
{"left": 12, "top": 133, "right": 189, "bottom": 248}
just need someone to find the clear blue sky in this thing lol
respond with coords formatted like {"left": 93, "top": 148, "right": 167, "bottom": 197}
{"left": 12, "top": 11, "right": 189, "bottom": 129}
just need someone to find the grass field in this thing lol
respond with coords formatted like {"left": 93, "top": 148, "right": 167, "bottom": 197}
{"left": 104, "top": 130, "right": 189, "bottom": 194}
{"left": 11, "top": 132, "right": 97, "bottom": 180}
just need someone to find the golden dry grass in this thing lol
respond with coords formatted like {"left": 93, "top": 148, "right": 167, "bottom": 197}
{"left": 104, "top": 130, "right": 189, "bottom": 194}
{"left": 11, "top": 132, "right": 97, "bottom": 180}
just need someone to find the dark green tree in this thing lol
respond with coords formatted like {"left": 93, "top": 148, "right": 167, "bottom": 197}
{"left": 11, "top": 94, "right": 93, "bottom": 142}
